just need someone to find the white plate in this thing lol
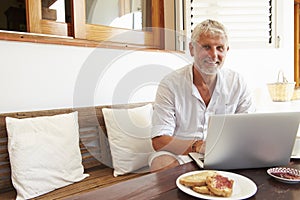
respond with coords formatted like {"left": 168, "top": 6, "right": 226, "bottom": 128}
{"left": 267, "top": 167, "right": 300, "bottom": 184}
{"left": 176, "top": 170, "right": 257, "bottom": 199}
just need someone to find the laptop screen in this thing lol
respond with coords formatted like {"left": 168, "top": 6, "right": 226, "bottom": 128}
{"left": 203, "top": 112, "right": 300, "bottom": 170}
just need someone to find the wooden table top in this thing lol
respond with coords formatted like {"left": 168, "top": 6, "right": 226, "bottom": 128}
{"left": 66, "top": 159, "right": 300, "bottom": 200}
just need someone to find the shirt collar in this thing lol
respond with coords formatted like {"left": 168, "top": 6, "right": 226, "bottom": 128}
{"left": 190, "top": 65, "right": 223, "bottom": 97}
{"left": 213, "top": 70, "right": 222, "bottom": 95}
{"left": 189, "top": 65, "right": 201, "bottom": 99}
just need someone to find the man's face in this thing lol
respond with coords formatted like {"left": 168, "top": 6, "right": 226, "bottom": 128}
{"left": 189, "top": 32, "right": 229, "bottom": 75}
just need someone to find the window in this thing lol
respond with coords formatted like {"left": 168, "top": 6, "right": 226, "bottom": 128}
{"left": 0, "top": 0, "right": 165, "bottom": 49}
{"left": 27, "top": 0, "right": 71, "bottom": 37}
{"left": 185, "top": 0, "right": 277, "bottom": 49}
{"left": 73, "top": 0, "right": 164, "bottom": 48}
{"left": 1, "top": 0, "right": 27, "bottom": 32}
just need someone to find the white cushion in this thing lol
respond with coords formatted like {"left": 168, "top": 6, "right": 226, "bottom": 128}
{"left": 102, "top": 104, "right": 154, "bottom": 177}
{"left": 6, "top": 112, "right": 89, "bottom": 199}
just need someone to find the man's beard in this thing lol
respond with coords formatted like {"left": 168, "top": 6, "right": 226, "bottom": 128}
{"left": 196, "top": 64, "right": 220, "bottom": 75}
{"left": 195, "top": 58, "right": 221, "bottom": 75}
{"left": 199, "top": 67, "right": 219, "bottom": 75}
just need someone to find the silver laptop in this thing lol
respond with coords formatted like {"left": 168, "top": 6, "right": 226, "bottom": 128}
{"left": 190, "top": 112, "right": 300, "bottom": 170}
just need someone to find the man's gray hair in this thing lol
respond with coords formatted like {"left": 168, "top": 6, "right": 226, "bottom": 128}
{"left": 191, "top": 19, "right": 228, "bottom": 44}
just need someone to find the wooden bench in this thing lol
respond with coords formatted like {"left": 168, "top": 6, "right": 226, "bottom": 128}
{"left": 0, "top": 102, "right": 150, "bottom": 199}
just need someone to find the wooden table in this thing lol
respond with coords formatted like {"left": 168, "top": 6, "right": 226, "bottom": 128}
{"left": 66, "top": 159, "right": 300, "bottom": 200}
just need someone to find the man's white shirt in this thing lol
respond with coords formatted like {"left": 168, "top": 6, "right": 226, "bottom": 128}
{"left": 151, "top": 64, "right": 255, "bottom": 140}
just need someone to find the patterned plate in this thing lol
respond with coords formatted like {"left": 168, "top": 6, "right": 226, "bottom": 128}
{"left": 267, "top": 167, "right": 300, "bottom": 184}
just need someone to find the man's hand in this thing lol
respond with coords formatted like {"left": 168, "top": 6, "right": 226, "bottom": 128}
{"left": 192, "top": 140, "right": 205, "bottom": 154}
{"left": 152, "top": 136, "right": 205, "bottom": 155}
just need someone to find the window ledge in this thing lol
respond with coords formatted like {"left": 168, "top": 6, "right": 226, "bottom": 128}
{"left": 0, "top": 31, "right": 159, "bottom": 50}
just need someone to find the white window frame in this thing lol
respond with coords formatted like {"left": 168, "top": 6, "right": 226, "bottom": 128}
{"left": 183, "top": 0, "right": 279, "bottom": 49}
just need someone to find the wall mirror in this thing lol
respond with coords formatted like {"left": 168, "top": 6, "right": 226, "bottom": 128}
{"left": 86, "top": 0, "right": 152, "bottom": 31}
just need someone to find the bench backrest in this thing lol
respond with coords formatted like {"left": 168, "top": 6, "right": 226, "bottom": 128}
{"left": 0, "top": 102, "right": 149, "bottom": 193}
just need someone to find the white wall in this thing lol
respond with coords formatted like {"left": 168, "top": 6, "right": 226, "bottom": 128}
{"left": 0, "top": 0, "right": 297, "bottom": 113}
{"left": 226, "top": 0, "right": 296, "bottom": 110}
{"left": 0, "top": 41, "right": 190, "bottom": 113}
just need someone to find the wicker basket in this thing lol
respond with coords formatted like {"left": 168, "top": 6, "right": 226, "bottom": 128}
{"left": 267, "top": 71, "right": 295, "bottom": 102}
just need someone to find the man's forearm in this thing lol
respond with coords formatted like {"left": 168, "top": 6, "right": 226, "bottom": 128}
{"left": 152, "top": 135, "right": 198, "bottom": 155}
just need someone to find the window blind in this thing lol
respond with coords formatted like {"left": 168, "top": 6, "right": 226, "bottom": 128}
{"left": 189, "top": 0, "right": 274, "bottom": 48}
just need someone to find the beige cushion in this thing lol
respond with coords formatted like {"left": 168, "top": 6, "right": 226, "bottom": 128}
{"left": 6, "top": 112, "right": 89, "bottom": 199}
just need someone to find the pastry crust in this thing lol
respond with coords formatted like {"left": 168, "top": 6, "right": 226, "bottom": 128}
{"left": 179, "top": 171, "right": 217, "bottom": 187}
{"left": 192, "top": 186, "right": 214, "bottom": 195}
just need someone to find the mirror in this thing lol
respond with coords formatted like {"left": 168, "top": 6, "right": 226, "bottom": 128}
{"left": 86, "top": 0, "right": 151, "bottom": 30}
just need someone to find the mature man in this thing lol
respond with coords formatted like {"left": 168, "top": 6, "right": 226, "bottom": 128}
{"left": 149, "top": 19, "right": 254, "bottom": 172}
